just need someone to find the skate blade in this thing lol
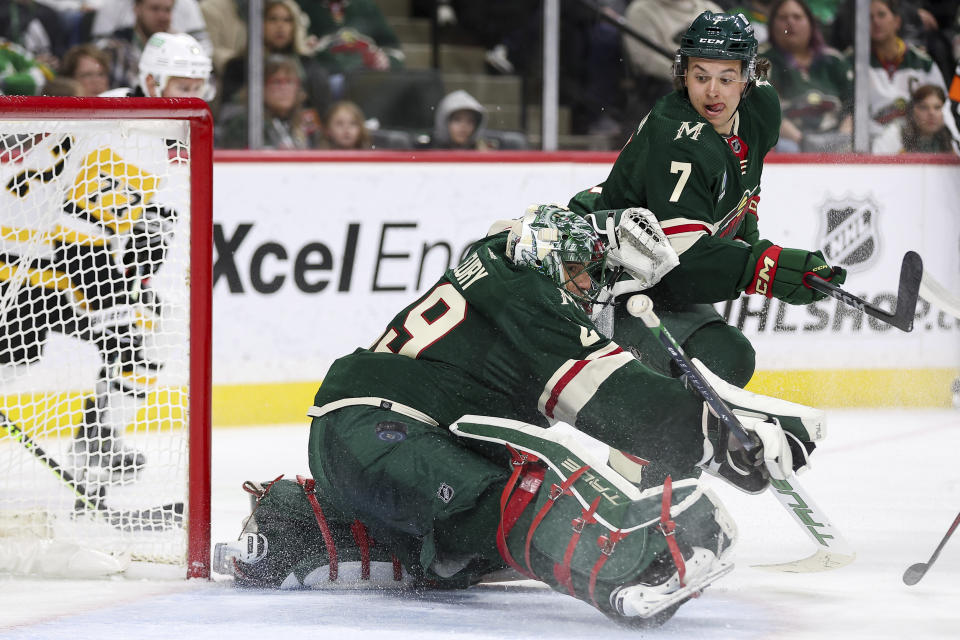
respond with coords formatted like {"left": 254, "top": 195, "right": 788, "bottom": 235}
{"left": 615, "top": 560, "right": 734, "bottom": 619}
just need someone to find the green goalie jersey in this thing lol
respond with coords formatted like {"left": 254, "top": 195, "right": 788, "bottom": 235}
{"left": 314, "top": 235, "right": 703, "bottom": 465}
{"left": 569, "top": 82, "right": 781, "bottom": 304}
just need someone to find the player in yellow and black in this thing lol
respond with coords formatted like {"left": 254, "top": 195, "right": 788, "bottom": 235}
{"left": 569, "top": 11, "right": 846, "bottom": 391}
{"left": 0, "top": 132, "right": 178, "bottom": 484}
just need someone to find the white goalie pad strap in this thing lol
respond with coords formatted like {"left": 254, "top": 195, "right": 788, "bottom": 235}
{"left": 691, "top": 358, "right": 826, "bottom": 442}
{"left": 307, "top": 397, "right": 439, "bottom": 426}
{"left": 450, "top": 415, "right": 707, "bottom": 532}
{"left": 605, "top": 208, "right": 680, "bottom": 289}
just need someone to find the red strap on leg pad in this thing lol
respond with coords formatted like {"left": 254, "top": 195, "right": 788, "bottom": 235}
{"left": 659, "top": 475, "right": 687, "bottom": 587}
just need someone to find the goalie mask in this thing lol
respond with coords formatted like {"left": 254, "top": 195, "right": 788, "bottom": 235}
{"left": 138, "top": 32, "right": 214, "bottom": 100}
{"left": 506, "top": 205, "right": 608, "bottom": 311}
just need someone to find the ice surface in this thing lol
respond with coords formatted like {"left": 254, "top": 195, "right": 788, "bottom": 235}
{"left": 2, "top": 409, "right": 959, "bottom": 639}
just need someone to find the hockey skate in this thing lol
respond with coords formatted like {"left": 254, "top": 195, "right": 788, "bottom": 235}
{"left": 68, "top": 398, "right": 146, "bottom": 485}
{"left": 609, "top": 546, "right": 733, "bottom": 627}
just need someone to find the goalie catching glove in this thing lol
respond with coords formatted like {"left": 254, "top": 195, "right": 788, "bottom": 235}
{"left": 586, "top": 207, "right": 680, "bottom": 290}
{"left": 744, "top": 240, "right": 846, "bottom": 305}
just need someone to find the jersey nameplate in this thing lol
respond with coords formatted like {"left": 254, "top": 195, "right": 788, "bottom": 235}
{"left": 452, "top": 251, "right": 488, "bottom": 290}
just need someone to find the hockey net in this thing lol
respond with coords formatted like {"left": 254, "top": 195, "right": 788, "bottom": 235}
{"left": 0, "top": 97, "right": 212, "bottom": 578}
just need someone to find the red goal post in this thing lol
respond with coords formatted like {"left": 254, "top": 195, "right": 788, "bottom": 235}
{"left": 0, "top": 97, "right": 212, "bottom": 579}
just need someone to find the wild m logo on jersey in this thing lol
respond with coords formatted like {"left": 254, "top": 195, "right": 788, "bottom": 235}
{"left": 674, "top": 121, "right": 706, "bottom": 141}
{"left": 817, "top": 196, "right": 879, "bottom": 273}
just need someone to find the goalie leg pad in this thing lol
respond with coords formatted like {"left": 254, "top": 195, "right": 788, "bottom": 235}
{"left": 451, "top": 416, "right": 736, "bottom": 624}
{"left": 213, "top": 477, "right": 415, "bottom": 590}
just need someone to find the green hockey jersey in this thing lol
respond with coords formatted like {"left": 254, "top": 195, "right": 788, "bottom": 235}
{"left": 314, "top": 236, "right": 704, "bottom": 466}
{"left": 569, "top": 82, "right": 782, "bottom": 304}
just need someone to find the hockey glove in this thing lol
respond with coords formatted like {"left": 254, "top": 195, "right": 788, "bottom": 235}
{"left": 699, "top": 406, "right": 793, "bottom": 494}
{"left": 744, "top": 240, "right": 847, "bottom": 305}
{"left": 122, "top": 204, "right": 177, "bottom": 279}
{"left": 587, "top": 208, "right": 680, "bottom": 289}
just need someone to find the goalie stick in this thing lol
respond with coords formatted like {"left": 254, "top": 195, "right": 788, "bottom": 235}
{"left": 626, "top": 294, "right": 856, "bottom": 572}
{"left": 0, "top": 410, "right": 183, "bottom": 532}
{"left": 903, "top": 511, "right": 960, "bottom": 586}
{"left": 803, "top": 251, "right": 923, "bottom": 332}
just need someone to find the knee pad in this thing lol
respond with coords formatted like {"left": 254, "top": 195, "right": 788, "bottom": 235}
{"left": 451, "top": 416, "right": 736, "bottom": 624}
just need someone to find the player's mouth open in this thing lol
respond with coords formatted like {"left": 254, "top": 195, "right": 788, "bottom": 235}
{"left": 706, "top": 103, "right": 725, "bottom": 116}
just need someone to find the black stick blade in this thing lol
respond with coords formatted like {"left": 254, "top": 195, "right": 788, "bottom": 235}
{"left": 903, "top": 562, "right": 928, "bottom": 586}
{"left": 892, "top": 251, "right": 923, "bottom": 332}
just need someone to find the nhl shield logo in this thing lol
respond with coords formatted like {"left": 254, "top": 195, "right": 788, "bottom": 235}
{"left": 817, "top": 196, "right": 880, "bottom": 272}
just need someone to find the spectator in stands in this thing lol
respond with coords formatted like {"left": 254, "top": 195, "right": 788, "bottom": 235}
{"left": 96, "top": 0, "right": 176, "bottom": 89}
{"left": 429, "top": 89, "right": 489, "bottom": 151}
{"left": 857, "top": 0, "right": 950, "bottom": 151}
{"left": 93, "top": 0, "right": 212, "bottom": 57}
{"left": 0, "top": 0, "right": 62, "bottom": 63}
{"left": 220, "top": 0, "right": 331, "bottom": 119}
{"left": 872, "top": 84, "right": 958, "bottom": 153}
{"left": 719, "top": 2, "right": 773, "bottom": 43}
{"left": 199, "top": 0, "right": 246, "bottom": 76}
{"left": 41, "top": 76, "right": 82, "bottom": 96}
{"left": 951, "top": 60, "right": 960, "bottom": 137}
{"left": 299, "top": 0, "right": 405, "bottom": 77}
{"left": 34, "top": 0, "right": 99, "bottom": 53}
{"left": 217, "top": 54, "right": 323, "bottom": 149}
{"left": 833, "top": 1, "right": 954, "bottom": 86}
{"left": 623, "top": 1, "right": 724, "bottom": 119}
{"left": 761, "top": 0, "right": 853, "bottom": 152}
{"left": 0, "top": 38, "right": 51, "bottom": 94}
{"left": 319, "top": 100, "right": 371, "bottom": 149}
{"left": 60, "top": 43, "right": 111, "bottom": 96}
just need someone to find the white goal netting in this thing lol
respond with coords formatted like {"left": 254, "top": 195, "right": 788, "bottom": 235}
{"left": 0, "top": 117, "right": 200, "bottom": 576}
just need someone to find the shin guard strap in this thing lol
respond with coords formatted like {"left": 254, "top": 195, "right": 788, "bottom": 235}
{"left": 297, "top": 475, "right": 339, "bottom": 582}
{"left": 659, "top": 475, "right": 687, "bottom": 587}
{"left": 350, "top": 520, "right": 372, "bottom": 580}
{"left": 553, "top": 496, "right": 601, "bottom": 597}
{"left": 588, "top": 529, "right": 630, "bottom": 608}
{"left": 496, "top": 447, "right": 544, "bottom": 579}
{"left": 524, "top": 465, "right": 590, "bottom": 575}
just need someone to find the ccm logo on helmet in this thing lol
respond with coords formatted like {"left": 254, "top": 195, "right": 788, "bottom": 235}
{"left": 700, "top": 38, "right": 725, "bottom": 44}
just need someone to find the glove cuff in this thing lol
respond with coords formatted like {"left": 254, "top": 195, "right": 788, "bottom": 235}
{"left": 744, "top": 243, "right": 782, "bottom": 297}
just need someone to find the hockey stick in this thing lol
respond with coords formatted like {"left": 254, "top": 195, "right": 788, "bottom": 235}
{"left": 0, "top": 410, "right": 183, "bottom": 531}
{"left": 626, "top": 294, "right": 855, "bottom": 572}
{"left": 918, "top": 269, "right": 960, "bottom": 320}
{"left": 803, "top": 251, "right": 923, "bottom": 332}
{"left": 903, "top": 511, "right": 960, "bottom": 585}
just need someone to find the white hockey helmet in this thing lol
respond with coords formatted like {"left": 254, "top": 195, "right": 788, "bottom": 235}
{"left": 138, "top": 32, "right": 214, "bottom": 99}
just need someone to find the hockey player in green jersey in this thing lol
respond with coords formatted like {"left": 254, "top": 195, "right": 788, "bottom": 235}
{"left": 569, "top": 10, "right": 847, "bottom": 389}
{"left": 214, "top": 205, "right": 826, "bottom": 626}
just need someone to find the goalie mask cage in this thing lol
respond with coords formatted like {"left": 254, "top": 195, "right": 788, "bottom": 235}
{"left": 0, "top": 97, "right": 212, "bottom": 579}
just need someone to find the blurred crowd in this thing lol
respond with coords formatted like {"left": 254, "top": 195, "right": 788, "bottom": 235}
{"left": 0, "top": 0, "right": 957, "bottom": 154}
